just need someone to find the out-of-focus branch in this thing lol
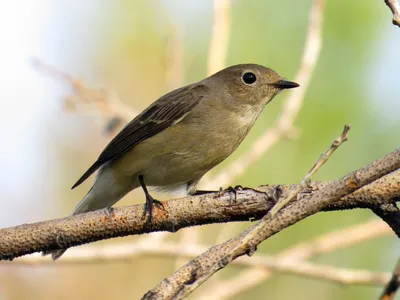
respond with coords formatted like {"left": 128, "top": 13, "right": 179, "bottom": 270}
{"left": 202, "top": 218, "right": 392, "bottom": 299}
{"left": 33, "top": 27, "right": 186, "bottom": 137}
{"left": 164, "top": 26, "right": 185, "bottom": 91}
{"left": 0, "top": 164, "right": 398, "bottom": 261}
{"left": 380, "top": 258, "right": 400, "bottom": 300}
{"left": 201, "top": 0, "right": 325, "bottom": 190}
{"left": 32, "top": 58, "right": 137, "bottom": 136}
{"left": 207, "top": 0, "right": 231, "bottom": 76}
{"left": 385, "top": 0, "right": 400, "bottom": 27}
{"left": 8, "top": 242, "right": 390, "bottom": 287}
{"left": 142, "top": 148, "right": 400, "bottom": 299}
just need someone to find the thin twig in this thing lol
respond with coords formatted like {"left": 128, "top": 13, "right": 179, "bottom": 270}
{"left": 385, "top": 0, "right": 400, "bottom": 27}
{"left": 201, "top": 0, "right": 325, "bottom": 190}
{"left": 269, "top": 124, "right": 351, "bottom": 217}
{"left": 380, "top": 257, "right": 400, "bottom": 299}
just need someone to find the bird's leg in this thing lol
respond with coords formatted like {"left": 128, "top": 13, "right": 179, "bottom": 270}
{"left": 138, "top": 175, "right": 164, "bottom": 223}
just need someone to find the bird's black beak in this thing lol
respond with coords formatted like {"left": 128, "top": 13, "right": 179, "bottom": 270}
{"left": 270, "top": 79, "right": 299, "bottom": 89}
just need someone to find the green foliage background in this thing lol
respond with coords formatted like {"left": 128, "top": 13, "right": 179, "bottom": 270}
{"left": 0, "top": 1, "right": 399, "bottom": 299}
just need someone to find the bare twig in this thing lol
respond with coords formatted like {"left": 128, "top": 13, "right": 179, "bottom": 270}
{"left": 201, "top": 0, "right": 325, "bottom": 190}
{"left": 142, "top": 148, "right": 399, "bottom": 299}
{"left": 380, "top": 258, "right": 400, "bottom": 299}
{"left": 269, "top": 124, "right": 351, "bottom": 217}
{"left": 385, "top": 0, "right": 400, "bottom": 27}
{"left": 202, "top": 218, "right": 391, "bottom": 299}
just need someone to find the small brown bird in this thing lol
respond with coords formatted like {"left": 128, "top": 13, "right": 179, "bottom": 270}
{"left": 45, "top": 64, "right": 298, "bottom": 259}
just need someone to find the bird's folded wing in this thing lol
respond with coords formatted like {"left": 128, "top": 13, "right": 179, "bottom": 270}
{"left": 72, "top": 84, "right": 208, "bottom": 189}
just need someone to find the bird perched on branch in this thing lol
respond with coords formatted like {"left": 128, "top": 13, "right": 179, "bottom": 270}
{"left": 44, "top": 63, "right": 299, "bottom": 259}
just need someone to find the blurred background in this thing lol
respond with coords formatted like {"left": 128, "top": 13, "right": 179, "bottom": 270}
{"left": 0, "top": 0, "right": 399, "bottom": 299}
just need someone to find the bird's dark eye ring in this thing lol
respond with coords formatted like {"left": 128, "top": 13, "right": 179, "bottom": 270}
{"left": 242, "top": 72, "right": 257, "bottom": 85}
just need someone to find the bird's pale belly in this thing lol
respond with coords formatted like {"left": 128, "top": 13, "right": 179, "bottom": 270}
{"left": 114, "top": 116, "right": 252, "bottom": 187}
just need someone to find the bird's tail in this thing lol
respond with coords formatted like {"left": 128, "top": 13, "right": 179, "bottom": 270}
{"left": 42, "top": 167, "right": 139, "bottom": 260}
{"left": 41, "top": 188, "right": 96, "bottom": 260}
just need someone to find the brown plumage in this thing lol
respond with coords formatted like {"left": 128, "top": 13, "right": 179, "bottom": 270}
{"left": 44, "top": 64, "right": 299, "bottom": 260}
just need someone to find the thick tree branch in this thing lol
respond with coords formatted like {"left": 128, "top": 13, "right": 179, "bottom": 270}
{"left": 0, "top": 150, "right": 399, "bottom": 262}
{"left": 142, "top": 149, "right": 400, "bottom": 299}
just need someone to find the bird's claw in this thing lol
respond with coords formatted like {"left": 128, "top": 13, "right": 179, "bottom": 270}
{"left": 221, "top": 185, "right": 244, "bottom": 204}
{"left": 103, "top": 207, "right": 114, "bottom": 219}
{"left": 143, "top": 195, "right": 164, "bottom": 224}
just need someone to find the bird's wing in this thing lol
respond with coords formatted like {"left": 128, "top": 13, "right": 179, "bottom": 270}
{"left": 71, "top": 84, "right": 208, "bottom": 189}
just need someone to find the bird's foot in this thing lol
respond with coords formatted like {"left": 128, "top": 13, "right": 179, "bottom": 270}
{"left": 143, "top": 195, "right": 164, "bottom": 223}
{"left": 220, "top": 185, "right": 244, "bottom": 204}
{"left": 103, "top": 207, "right": 114, "bottom": 219}
{"left": 266, "top": 185, "right": 282, "bottom": 203}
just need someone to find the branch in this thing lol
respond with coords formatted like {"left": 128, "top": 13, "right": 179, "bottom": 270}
{"left": 385, "top": 0, "right": 400, "bottom": 27}
{"left": 32, "top": 58, "right": 137, "bottom": 136}
{"left": 207, "top": 0, "right": 231, "bottom": 76}
{"left": 0, "top": 151, "right": 398, "bottom": 261}
{"left": 142, "top": 148, "right": 400, "bottom": 299}
{"left": 381, "top": 258, "right": 400, "bottom": 300}
{"left": 33, "top": 27, "right": 186, "bottom": 137}
{"left": 7, "top": 242, "right": 389, "bottom": 287}
{"left": 164, "top": 25, "right": 185, "bottom": 91}
{"left": 202, "top": 218, "right": 392, "bottom": 299}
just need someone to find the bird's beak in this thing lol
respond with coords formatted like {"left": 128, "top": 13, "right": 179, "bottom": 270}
{"left": 270, "top": 79, "right": 300, "bottom": 89}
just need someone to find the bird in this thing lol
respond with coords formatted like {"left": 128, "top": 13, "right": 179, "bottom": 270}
{"left": 44, "top": 63, "right": 299, "bottom": 260}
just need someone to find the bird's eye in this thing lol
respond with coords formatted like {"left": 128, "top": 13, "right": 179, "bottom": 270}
{"left": 242, "top": 72, "right": 257, "bottom": 85}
